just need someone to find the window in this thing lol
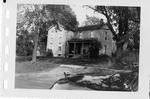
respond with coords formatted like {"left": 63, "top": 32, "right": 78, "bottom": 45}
{"left": 90, "top": 31, "right": 94, "bottom": 38}
{"left": 50, "top": 43, "right": 53, "bottom": 49}
{"left": 58, "top": 46, "right": 61, "bottom": 51}
{"left": 79, "top": 33, "right": 82, "bottom": 38}
{"left": 58, "top": 54, "right": 61, "bottom": 56}
{"left": 58, "top": 43, "right": 62, "bottom": 51}
{"left": 105, "top": 32, "right": 107, "bottom": 40}
{"left": 51, "top": 31, "right": 54, "bottom": 39}
{"left": 59, "top": 31, "right": 63, "bottom": 38}
{"left": 105, "top": 45, "right": 107, "bottom": 53}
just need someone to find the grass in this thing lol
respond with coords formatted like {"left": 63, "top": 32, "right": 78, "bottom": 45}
{"left": 111, "top": 50, "right": 139, "bottom": 70}
{"left": 16, "top": 50, "right": 139, "bottom": 74}
{"left": 15, "top": 57, "right": 59, "bottom": 74}
{"left": 15, "top": 55, "right": 111, "bottom": 74}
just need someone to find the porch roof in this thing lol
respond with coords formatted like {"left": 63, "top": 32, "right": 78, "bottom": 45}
{"left": 67, "top": 39, "right": 97, "bottom": 43}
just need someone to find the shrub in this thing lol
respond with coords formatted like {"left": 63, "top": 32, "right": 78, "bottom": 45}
{"left": 121, "top": 50, "right": 139, "bottom": 65}
{"left": 46, "top": 49, "right": 53, "bottom": 57}
{"left": 112, "top": 50, "right": 139, "bottom": 69}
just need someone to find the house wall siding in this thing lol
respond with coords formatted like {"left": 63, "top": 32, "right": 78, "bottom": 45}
{"left": 47, "top": 26, "right": 74, "bottom": 57}
{"left": 47, "top": 24, "right": 116, "bottom": 57}
{"left": 74, "top": 25, "right": 116, "bottom": 56}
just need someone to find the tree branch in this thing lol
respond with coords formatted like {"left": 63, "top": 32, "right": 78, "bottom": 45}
{"left": 86, "top": 5, "right": 117, "bottom": 39}
{"left": 102, "top": 7, "right": 117, "bottom": 38}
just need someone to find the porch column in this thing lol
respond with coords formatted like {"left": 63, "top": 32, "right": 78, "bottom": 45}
{"left": 74, "top": 42, "right": 76, "bottom": 54}
{"left": 81, "top": 43, "right": 84, "bottom": 54}
{"left": 67, "top": 42, "right": 69, "bottom": 57}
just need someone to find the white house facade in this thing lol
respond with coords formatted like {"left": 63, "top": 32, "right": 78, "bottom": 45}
{"left": 46, "top": 24, "right": 74, "bottom": 57}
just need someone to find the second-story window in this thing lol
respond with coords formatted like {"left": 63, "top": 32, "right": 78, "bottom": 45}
{"left": 50, "top": 43, "right": 53, "bottom": 49}
{"left": 79, "top": 33, "right": 82, "bottom": 38}
{"left": 51, "top": 31, "right": 54, "bottom": 39}
{"left": 59, "top": 31, "right": 63, "bottom": 38}
{"left": 90, "top": 31, "right": 94, "bottom": 38}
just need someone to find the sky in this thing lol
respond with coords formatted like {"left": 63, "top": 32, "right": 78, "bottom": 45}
{"left": 70, "top": 5, "right": 107, "bottom": 26}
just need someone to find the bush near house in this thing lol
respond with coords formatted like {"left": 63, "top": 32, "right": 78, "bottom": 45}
{"left": 112, "top": 50, "right": 139, "bottom": 70}
{"left": 46, "top": 49, "right": 53, "bottom": 57}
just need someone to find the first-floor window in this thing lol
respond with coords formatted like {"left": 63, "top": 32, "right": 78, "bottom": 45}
{"left": 58, "top": 46, "right": 61, "bottom": 51}
{"left": 105, "top": 45, "right": 107, "bottom": 53}
{"left": 58, "top": 43, "right": 62, "bottom": 51}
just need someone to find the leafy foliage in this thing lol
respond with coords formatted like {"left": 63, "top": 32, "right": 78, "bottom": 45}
{"left": 16, "top": 4, "right": 78, "bottom": 60}
{"left": 86, "top": 5, "right": 140, "bottom": 58}
{"left": 16, "top": 30, "right": 34, "bottom": 56}
{"left": 82, "top": 15, "right": 103, "bottom": 26}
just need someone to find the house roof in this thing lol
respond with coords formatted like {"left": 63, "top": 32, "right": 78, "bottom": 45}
{"left": 74, "top": 23, "right": 109, "bottom": 32}
{"left": 47, "top": 22, "right": 109, "bottom": 32}
{"left": 47, "top": 22, "right": 64, "bottom": 31}
{"left": 47, "top": 22, "right": 75, "bottom": 32}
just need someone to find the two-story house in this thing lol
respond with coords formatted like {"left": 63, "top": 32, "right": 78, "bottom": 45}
{"left": 47, "top": 23, "right": 116, "bottom": 58}
{"left": 66, "top": 24, "right": 116, "bottom": 58}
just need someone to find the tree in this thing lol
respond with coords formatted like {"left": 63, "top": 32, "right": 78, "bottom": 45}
{"left": 17, "top": 4, "right": 78, "bottom": 62}
{"left": 86, "top": 6, "right": 140, "bottom": 59}
{"left": 16, "top": 29, "right": 34, "bottom": 56}
{"left": 82, "top": 15, "right": 103, "bottom": 26}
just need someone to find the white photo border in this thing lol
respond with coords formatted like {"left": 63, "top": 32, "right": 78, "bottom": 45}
{"left": 1, "top": 0, "right": 150, "bottom": 99}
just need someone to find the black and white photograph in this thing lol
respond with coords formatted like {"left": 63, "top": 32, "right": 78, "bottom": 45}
{"left": 15, "top": 4, "right": 140, "bottom": 91}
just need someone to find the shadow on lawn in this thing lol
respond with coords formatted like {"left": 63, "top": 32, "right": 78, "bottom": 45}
{"left": 16, "top": 54, "right": 111, "bottom": 66}
{"left": 16, "top": 56, "right": 53, "bottom": 62}
{"left": 15, "top": 55, "right": 112, "bottom": 74}
{"left": 54, "top": 58, "right": 110, "bottom": 66}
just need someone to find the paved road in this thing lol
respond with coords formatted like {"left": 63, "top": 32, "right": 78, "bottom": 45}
{"left": 15, "top": 78, "right": 52, "bottom": 89}
{"left": 15, "top": 65, "right": 85, "bottom": 89}
{"left": 15, "top": 65, "right": 112, "bottom": 89}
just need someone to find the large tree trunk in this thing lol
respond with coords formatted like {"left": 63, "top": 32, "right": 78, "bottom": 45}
{"left": 31, "top": 31, "right": 39, "bottom": 63}
{"left": 116, "top": 42, "right": 124, "bottom": 61}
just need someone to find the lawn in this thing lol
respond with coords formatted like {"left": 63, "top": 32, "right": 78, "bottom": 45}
{"left": 15, "top": 56, "right": 112, "bottom": 74}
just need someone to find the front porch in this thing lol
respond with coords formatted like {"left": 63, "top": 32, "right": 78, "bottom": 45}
{"left": 66, "top": 39, "right": 101, "bottom": 58}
